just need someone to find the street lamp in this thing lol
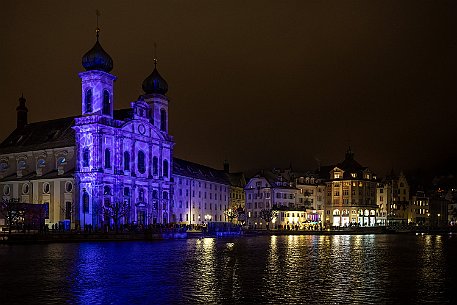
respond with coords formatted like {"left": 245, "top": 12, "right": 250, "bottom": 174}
{"left": 437, "top": 213, "right": 441, "bottom": 227}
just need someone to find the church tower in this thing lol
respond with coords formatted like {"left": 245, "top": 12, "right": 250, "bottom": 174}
{"left": 142, "top": 59, "right": 169, "bottom": 133}
{"left": 16, "top": 94, "right": 28, "bottom": 129}
{"left": 74, "top": 24, "right": 117, "bottom": 229}
{"left": 79, "top": 27, "right": 116, "bottom": 118}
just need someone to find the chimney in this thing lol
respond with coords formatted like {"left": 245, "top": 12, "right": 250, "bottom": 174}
{"left": 16, "top": 94, "right": 28, "bottom": 129}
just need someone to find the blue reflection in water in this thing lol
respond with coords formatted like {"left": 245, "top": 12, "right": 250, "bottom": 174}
{"left": 0, "top": 235, "right": 456, "bottom": 304}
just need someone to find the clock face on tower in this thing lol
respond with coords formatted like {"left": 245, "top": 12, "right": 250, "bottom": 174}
{"left": 138, "top": 124, "right": 146, "bottom": 135}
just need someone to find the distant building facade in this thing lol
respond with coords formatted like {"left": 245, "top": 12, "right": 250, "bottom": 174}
{"left": 320, "top": 148, "right": 378, "bottom": 227}
{"left": 172, "top": 159, "right": 245, "bottom": 225}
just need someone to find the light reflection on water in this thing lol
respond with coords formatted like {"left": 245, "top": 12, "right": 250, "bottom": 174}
{"left": 0, "top": 235, "right": 456, "bottom": 304}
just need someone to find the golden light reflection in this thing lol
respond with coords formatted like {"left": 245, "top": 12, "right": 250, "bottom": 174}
{"left": 192, "top": 237, "right": 217, "bottom": 303}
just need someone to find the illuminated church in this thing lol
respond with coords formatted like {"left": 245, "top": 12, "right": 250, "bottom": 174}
{"left": 0, "top": 30, "right": 240, "bottom": 229}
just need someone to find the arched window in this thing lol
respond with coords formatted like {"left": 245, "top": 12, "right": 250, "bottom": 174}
{"left": 83, "top": 191, "right": 90, "bottom": 213}
{"left": 105, "top": 149, "right": 111, "bottom": 168}
{"left": 85, "top": 89, "right": 93, "bottom": 113}
{"left": 163, "top": 159, "right": 168, "bottom": 177}
{"left": 138, "top": 151, "right": 145, "bottom": 174}
{"left": 152, "top": 190, "right": 158, "bottom": 199}
{"left": 82, "top": 148, "right": 90, "bottom": 167}
{"left": 160, "top": 109, "right": 167, "bottom": 131}
{"left": 102, "top": 90, "right": 110, "bottom": 115}
{"left": 123, "top": 151, "right": 130, "bottom": 171}
{"left": 163, "top": 191, "right": 168, "bottom": 200}
{"left": 153, "top": 157, "right": 158, "bottom": 176}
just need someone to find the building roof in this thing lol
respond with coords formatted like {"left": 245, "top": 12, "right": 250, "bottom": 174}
{"left": 318, "top": 148, "right": 372, "bottom": 180}
{"left": 0, "top": 109, "right": 137, "bottom": 155}
{"left": 0, "top": 116, "right": 76, "bottom": 154}
{"left": 227, "top": 172, "right": 246, "bottom": 188}
{"left": 172, "top": 158, "right": 231, "bottom": 185}
{"left": 0, "top": 168, "right": 74, "bottom": 182}
{"left": 249, "top": 170, "right": 296, "bottom": 189}
{"left": 81, "top": 33, "right": 113, "bottom": 73}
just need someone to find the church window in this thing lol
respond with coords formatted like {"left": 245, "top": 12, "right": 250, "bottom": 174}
{"left": 102, "top": 90, "right": 110, "bottom": 115}
{"left": 152, "top": 190, "right": 158, "bottom": 199}
{"left": 85, "top": 89, "right": 93, "bottom": 113}
{"left": 0, "top": 162, "right": 8, "bottom": 171}
{"left": 37, "top": 159, "right": 45, "bottom": 168}
{"left": 104, "top": 186, "right": 111, "bottom": 195}
{"left": 163, "top": 191, "right": 168, "bottom": 200}
{"left": 18, "top": 160, "right": 27, "bottom": 170}
{"left": 138, "top": 151, "right": 146, "bottom": 174}
{"left": 3, "top": 185, "right": 10, "bottom": 195}
{"left": 160, "top": 109, "right": 167, "bottom": 131}
{"left": 163, "top": 159, "right": 169, "bottom": 177}
{"left": 82, "top": 148, "right": 90, "bottom": 167}
{"left": 104, "top": 149, "right": 111, "bottom": 168}
{"left": 83, "top": 191, "right": 90, "bottom": 213}
{"left": 22, "top": 183, "right": 29, "bottom": 195}
{"left": 139, "top": 189, "right": 145, "bottom": 202}
{"left": 65, "top": 181, "right": 73, "bottom": 193}
{"left": 153, "top": 157, "right": 158, "bottom": 176}
{"left": 123, "top": 152, "right": 130, "bottom": 171}
{"left": 124, "top": 187, "right": 130, "bottom": 196}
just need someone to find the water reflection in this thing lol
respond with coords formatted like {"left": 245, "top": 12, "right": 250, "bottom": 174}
{"left": 0, "top": 235, "right": 456, "bottom": 304}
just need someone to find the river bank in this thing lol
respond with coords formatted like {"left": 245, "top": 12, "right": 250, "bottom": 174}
{"left": 1, "top": 226, "right": 455, "bottom": 244}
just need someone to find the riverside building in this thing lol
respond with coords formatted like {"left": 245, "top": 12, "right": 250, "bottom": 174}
{"left": 320, "top": 148, "right": 378, "bottom": 227}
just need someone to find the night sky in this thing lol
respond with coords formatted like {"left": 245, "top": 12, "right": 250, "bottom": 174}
{"left": 1, "top": 1, "right": 456, "bottom": 175}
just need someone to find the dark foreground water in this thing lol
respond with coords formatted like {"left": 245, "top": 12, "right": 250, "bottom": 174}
{"left": 1, "top": 234, "right": 456, "bottom": 305}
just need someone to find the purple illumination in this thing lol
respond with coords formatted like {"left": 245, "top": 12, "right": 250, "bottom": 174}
{"left": 73, "top": 69, "right": 173, "bottom": 229}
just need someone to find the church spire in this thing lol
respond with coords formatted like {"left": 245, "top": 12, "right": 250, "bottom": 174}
{"left": 16, "top": 94, "right": 28, "bottom": 129}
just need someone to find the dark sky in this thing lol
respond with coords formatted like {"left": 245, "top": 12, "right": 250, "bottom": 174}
{"left": 1, "top": 1, "right": 456, "bottom": 175}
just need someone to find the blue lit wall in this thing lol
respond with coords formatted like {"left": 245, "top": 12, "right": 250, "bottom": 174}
{"left": 73, "top": 70, "right": 174, "bottom": 229}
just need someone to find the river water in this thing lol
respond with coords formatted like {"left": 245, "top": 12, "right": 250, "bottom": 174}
{"left": 0, "top": 234, "right": 456, "bottom": 305}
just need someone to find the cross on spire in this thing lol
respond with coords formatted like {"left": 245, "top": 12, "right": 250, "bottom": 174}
{"left": 95, "top": 9, "right": 101, "bottom": 39}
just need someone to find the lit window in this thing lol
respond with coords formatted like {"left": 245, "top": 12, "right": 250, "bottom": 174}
{"left": 334, "top": 173, "right": 340, "bottom": 179}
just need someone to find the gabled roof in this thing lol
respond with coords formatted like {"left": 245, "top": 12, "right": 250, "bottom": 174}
{"left": 249, "top": 170, "right": 296, "bottom": 189}
{"left": 318, "top": 148, "right": 372, "bottom": 180}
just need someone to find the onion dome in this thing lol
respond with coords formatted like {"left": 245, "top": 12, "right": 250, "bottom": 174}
{"left": 82, "top": 29, "right": 113, "bottom": 73}
{"left": 142, "top": 60, "right": 168, "bottom": 95}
